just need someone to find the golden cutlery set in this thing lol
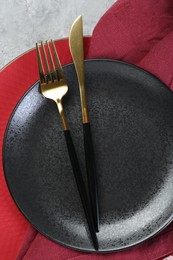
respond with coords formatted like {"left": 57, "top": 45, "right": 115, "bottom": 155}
{"left": 36, "top": 16, "right": 99, "bottom": 250}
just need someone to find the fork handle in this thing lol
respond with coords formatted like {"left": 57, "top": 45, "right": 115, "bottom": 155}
{"left": 64, "top": 129, "right": 98, "bottom": 250}
{"left": 83, "top": 122, "right": 99, "bottom": 232}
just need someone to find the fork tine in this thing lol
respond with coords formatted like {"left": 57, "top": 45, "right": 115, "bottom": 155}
{"left": 51, "top": 40, "right": 64, "bottom": 76}
{"left": 46, "top": 41, "right": 58, "bottom": 81}
{"left": 41, "top": 42, "right": 52, "bottom": 82}
{"left": 36, "top": 43, "right": 46, "bottom": 83}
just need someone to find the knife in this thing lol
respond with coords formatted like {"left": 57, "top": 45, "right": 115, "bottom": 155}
{"left": 69, "top": 15, "right": 99, "bottom": 232}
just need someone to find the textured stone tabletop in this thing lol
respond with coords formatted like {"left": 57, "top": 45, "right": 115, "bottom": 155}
{"left": 0, "top": 0, "right": 115, "bottom": 69}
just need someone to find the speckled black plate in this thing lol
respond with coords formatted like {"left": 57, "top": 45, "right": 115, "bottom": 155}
{"left": 3, "top": 59, "right": 173, "bottom": 253}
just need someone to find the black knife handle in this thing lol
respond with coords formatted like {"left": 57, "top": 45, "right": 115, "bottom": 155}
{"left": 64, "top": 129, "right": 98, "bottom": 250}
{"left": 83, "top": 122, "right": 99, "bottom": 232}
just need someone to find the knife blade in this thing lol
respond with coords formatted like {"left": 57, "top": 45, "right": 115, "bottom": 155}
{"left": 69, "top": 15, "right": 99, "bottom": 233}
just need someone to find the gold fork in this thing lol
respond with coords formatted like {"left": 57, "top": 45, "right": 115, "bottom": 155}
{"left": 36, "top": 40, "right": 98, "bottom": 250}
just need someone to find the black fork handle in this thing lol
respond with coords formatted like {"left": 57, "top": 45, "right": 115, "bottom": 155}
{"left": 64, "top": 129, "right": 98, "bottom": 250}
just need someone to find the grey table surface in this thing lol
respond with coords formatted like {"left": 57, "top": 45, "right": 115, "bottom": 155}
{"left": 0, "top": 0, "right": 115, "bottom": 69}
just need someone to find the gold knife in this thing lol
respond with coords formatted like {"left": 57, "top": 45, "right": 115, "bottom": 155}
{"left": 69, "top": 15, "right": 99, "bottom": 232}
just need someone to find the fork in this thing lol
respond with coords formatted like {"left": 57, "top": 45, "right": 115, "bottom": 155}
{"left": 36, "top": 40, "right": 98, "bottom": 250}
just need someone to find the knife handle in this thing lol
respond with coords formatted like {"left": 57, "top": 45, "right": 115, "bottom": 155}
{"left": 83, "top": 123, "right": 99, "bottom": 232}
{"left": 64, "top": 129, "right": 98, "bottom": 250}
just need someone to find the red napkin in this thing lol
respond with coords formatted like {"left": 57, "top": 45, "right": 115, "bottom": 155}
{"left": 15, "top": 0, "right": 173, "bottom": 258}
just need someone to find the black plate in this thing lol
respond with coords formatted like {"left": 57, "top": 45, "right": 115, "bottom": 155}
{"left": 3, "top": 60, "right": 173, "bottom": 253}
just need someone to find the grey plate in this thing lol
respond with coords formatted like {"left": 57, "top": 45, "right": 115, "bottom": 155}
{"left": 3, "top": 59, "right": 173, "bottom": 253}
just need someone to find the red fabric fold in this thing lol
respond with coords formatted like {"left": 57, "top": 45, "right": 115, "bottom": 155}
{"left": 9, "top": 0, "right": 173, "bottom": 258}
{"left": 138, "top": 31, "right": 173, "bottom": 90}
{"left": 88, "top": 0, "right": 173, "bottom": 64}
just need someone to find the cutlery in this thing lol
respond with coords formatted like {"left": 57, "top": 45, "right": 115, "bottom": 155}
{"left": 36, "top": 40, "right": 98, "bottom": 250}
{"left": 69, "top": 16, "right": 99, "bottom": 232}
